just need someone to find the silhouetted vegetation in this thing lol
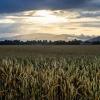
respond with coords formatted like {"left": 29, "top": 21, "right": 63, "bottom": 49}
{"left": 0, "top": 39, "right": 100, "bottom": 45}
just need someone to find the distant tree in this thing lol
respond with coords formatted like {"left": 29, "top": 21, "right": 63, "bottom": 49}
{"left": 67, "top": 39, "right": 82, "bottom": 45}
{"left": 0, "top": 39, "right": 100, "bottom": 45}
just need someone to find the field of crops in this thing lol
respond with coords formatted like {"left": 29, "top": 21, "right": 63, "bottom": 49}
{"left": 0, "top": 45, "right": 100, "bottom": 56}
{"left": 0, "top": 45, "right": 100, "bottom": 100}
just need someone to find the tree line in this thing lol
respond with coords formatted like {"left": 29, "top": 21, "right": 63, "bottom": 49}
{"left": 0, "top": 39, "right": 100, "bottom": 45}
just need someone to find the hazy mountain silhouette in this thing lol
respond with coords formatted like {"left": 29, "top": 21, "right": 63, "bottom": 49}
{"left": 0, "top": 33, "right": 93, "bottom": 41}
{"left": 87, "top": 36, "right": 100, "bottom": 42}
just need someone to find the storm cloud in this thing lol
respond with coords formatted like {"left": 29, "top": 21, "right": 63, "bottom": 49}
{"left": 0, "top": 0, "right": 99, "bottom": 13}
{"left": 0, "top": 0, "right": 100, "bottom": 38}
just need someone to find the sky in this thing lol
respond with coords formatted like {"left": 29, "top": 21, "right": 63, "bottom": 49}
{"left": 0, "top": 0, "right": 100, "bottom": 38}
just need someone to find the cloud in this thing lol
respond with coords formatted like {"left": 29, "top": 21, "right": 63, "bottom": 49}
{"left": 82, "top": 22, "right": 100, "bottom": 28}
{"left": 0, "top": 23, "right": 18, "bottom": 36}
{"left": 77, "top": 11, "right": 100, "bottom": 18}
{"left": 0, "top": 9, "right": 100, "bottom": 37}
{"left": 0, "top": 0, "right": 99, "bottom": 13}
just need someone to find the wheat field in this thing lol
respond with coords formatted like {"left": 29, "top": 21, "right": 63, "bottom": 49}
{"left": 0, "top": 45, "right": 100, "bottom": 100}
{"left": 0, "top": 45, "right": 100, "bottom": 57}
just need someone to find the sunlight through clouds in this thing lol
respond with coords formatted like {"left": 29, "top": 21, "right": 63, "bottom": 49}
{"left": 23, "top": 10, "right": 68, "bottom": 25}
{"left": 0, "top": 9, "right": 100, "bottom": 38}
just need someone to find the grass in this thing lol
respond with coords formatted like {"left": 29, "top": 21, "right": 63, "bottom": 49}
{"left": 0, "top": 45, "right": 100, "bottom": 100}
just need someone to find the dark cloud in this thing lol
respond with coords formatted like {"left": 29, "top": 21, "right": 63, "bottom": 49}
{"left": 0, "top": 0, "right": 38, "bottom": 13}
{"left": 0, "top": 0, "right": 98, "bottom": 13}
